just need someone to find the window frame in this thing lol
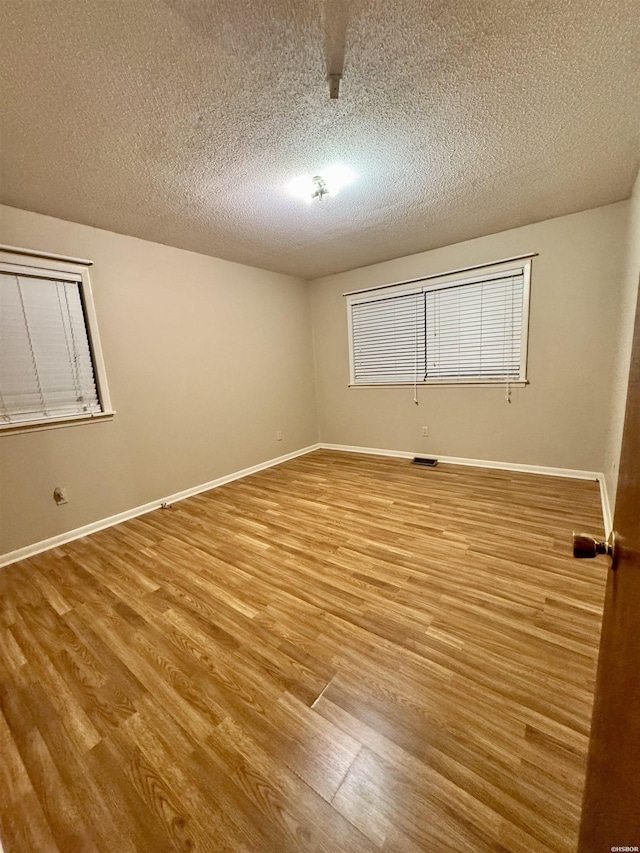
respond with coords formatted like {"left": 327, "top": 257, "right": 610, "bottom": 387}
{"left": 0, "top": 248, "right": 114, "bottom": 434}
{"left": 346, "top": 257, "right": 532, "bottom": 388}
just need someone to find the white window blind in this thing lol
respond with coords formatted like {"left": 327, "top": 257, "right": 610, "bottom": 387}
{"left": 351, "top": 290, "right": 425, "bottom": 384}
{"left": 347, "top": 259, "right": 530, "bottom": 386}
{"left": 0, "top": 272, "right": 102, "bottom": 424}
{"left": 425, "top": 272, "right": 524, "bottom": 379}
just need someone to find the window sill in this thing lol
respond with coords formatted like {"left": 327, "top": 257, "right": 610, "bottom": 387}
{"left": 348, "top": 381, "right": 529, "bottom": 389}
{"left": 0, "top": 411, "right": 116, "bottom": 436}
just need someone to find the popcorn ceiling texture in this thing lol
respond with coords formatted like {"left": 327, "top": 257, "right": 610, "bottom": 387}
{"left": 1, "top": 0, "right": 638, "bottom": 279}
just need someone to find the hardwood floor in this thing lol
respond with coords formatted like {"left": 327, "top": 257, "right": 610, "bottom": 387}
{"left": 0, "top": 450, "right": 608, "bottom": 852}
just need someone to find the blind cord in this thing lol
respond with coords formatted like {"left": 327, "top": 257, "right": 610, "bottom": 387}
{"left": 0, "top": 386, "right": 8, "bottom": 422}
{"left": 505, "top": 276, "right": 514, "bottom": 403}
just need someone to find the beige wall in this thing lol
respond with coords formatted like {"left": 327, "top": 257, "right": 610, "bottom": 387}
{"left": 603, "top": 168, "right": 640, "bottom": 516}
{"left": 0, "top": 205, "right": 318, "bottom": 555}
{"left": 310, "top": 202, "right": 629, "bottom": 473}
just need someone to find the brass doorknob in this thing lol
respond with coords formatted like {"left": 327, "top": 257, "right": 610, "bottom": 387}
{"left": 572, "top": 531, "right": 615, "bottom": 559}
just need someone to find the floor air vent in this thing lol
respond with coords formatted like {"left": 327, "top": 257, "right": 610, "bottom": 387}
{"left": 412, "top": 457, "right": 438, "bottom": 467}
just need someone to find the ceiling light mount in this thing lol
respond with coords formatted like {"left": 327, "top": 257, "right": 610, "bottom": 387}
{"left": 311, "top": 175, "right": 330, "bottom": 202}
{"left": 287, "top": 165, "right": 355, "bottom": 204}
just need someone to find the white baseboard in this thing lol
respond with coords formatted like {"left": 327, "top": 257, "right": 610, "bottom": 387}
{"left": 598, "top": 474, "right": 613, "bottom": 536}
{"left": 320, "top": 442, "right": 602, "bottom": 481}
{"left": 1, "top": 441, "right": 610, "bottom": 569}
{"left": 0, "top": 443, "right": 321, "bottom": 569}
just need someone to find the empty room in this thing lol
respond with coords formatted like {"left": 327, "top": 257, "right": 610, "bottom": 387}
{"left": 1, "top": 1, "right": 639, "bottom": 851}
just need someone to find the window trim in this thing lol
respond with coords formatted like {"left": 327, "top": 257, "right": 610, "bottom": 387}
{"left": 0, "top": 248, "right": 114, "bottom": 433}
{"left": 346, "top": 257, "right": 532, "bottom": 387}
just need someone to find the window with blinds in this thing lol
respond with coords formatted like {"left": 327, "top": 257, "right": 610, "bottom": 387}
{"left": 347, "top": 259, "right": 531, "bottom": 386}
{"left": 0, "top": 253, "right": 112, "bottom": 429}
{"left": 350, "top": 290, "right": 426, "bottom": 384}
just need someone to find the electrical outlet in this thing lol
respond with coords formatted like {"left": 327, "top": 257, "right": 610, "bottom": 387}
{"left": 276, "top": 430, "right": 283, "bottom": 441}
{"left": 421, "top": 426, "right": 429, "bottom": 437}
{"left": 53, "top": 486, "right": 68, "bottom": 505}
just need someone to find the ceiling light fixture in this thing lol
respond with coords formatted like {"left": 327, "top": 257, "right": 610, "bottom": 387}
{"left": 287, "top": 164, "right": 355, "bottom": 203}
{"left": 311, "top": 175, "right": 329, "bottom": 201}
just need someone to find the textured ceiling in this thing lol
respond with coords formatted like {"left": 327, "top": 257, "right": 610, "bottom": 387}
{"left": 1, "top": 0, "right": 639, "bottom": 279}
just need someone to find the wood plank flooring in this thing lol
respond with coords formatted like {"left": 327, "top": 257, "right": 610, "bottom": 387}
{"left": 0, "top": 450, "right": 608, "bottom": 852}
